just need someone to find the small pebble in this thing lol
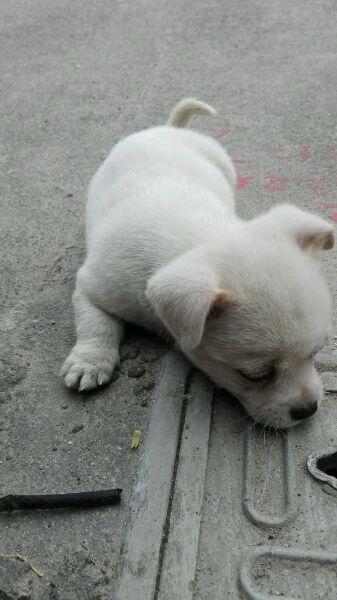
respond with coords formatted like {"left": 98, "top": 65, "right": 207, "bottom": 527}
{"left": 52, "top": 447, "right": 58, "bottom": 452}
{"left": 133, "top": 384, "right": 143, "bottom": 396}
{"left": 141, "top": 380, "right": 156, "bottom": 391}
{"left": 120, "top": 348, "right": 139, "bottom": 361}
{"left": 71, "top": 424, "right": 84, "bottom": 434}
{"left": 141, "top": 400, "right": 148, "bottom": 407}
{"left": 128, "top": 366, "right": 146, "bottom": 378}
{"left": 111, "top": 369, "right": 120, "bottom": 382}
{"left": 0, "top": 392, "right": 10, "bottom": 404}
{"left": 232, "top": 422, "right": 244, "bottom": 433}
{"left": 142, "top": 350, "right": 160, "bottom": 362}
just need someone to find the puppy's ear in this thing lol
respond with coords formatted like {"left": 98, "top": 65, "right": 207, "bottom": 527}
{"left": 207, "top": 290, "right": 237, "bottom": 319}
{"left": 146, "top": 260, "right": 235, "bottom": 351}
{"left": 266, "top": 204, "right": 334, "bottom": 252}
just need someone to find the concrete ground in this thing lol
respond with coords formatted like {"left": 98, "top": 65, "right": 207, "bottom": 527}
{"left": 1, "top": 0, "right": 337, "bottom": 598}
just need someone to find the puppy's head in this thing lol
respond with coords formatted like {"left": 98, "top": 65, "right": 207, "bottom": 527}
{"left": 146, "top": 205, "right": 334, "bottom": 429}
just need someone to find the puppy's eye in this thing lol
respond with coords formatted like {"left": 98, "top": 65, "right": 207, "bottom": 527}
{"left": 238, "top": 366, "right": 276, "bottom": 383}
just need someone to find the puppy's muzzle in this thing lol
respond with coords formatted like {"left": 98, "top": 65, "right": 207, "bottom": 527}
{"left": 290, "top": 402, "right": 318, "bottom": 421}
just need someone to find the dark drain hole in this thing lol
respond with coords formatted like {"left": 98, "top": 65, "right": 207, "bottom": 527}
{"left": 317, "top": 452, "right": 337, "bottom": 479}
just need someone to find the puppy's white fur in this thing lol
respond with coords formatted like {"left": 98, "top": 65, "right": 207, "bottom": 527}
{"left": 61, "top": 98, "right": 334, "bottom": 428}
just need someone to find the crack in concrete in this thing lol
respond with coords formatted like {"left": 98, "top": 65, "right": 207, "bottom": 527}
{"left": 153, "top": 369, "right": 195, "bottom": 599}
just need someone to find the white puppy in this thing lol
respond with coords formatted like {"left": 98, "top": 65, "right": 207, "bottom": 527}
{"left": 61, "top": 98, "right": 334, "bottom": 429}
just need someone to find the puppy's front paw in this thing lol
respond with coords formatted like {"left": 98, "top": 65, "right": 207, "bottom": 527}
{"left": 60, "top": 344, "right": 119, "bottom": 391}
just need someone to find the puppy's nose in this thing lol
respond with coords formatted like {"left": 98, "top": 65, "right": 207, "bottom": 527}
{"left": 290, "top": 402, "right": 318, "bottom": 421}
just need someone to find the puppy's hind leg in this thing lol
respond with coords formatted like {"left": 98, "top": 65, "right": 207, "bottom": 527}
{"left": 61, "top": 271, "right": 124, "bottom": 391}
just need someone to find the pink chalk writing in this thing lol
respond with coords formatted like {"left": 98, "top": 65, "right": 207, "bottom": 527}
{"left": 307, "top": 178, "right": 324, "bottom": 198}
{"left": 237, "top": 175, "right": 253, "bottom": 190}
{"left": 299, "top": 146, "right": 311, "bottom": 161}
{"left": 318, "top": 203, "right": 337, "bottom": 210}
{"left": 216, "top": 128, "right": 230, "bottom": 139}
{"left": 324, "top": 145, "right": 337, "bottom": 161}
{"left": 264, "top": 172, "right": 289, "bottom": 191}
{"left": 271, "top": 147, "right": 292, "bottom": 160}
{"left": 330, "top": 213, "right": 337, "bottom": 223}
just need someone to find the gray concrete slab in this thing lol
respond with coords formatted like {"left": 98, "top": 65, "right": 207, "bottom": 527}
{"left": 158, "top": 372, "right": 212, "bottom": 600}
{"left": 1, "top": 0, "right": 337, "bottom": 598}
{"left": 194, "top": 386, "right": 337, "bottom": 600}
{"left": 113, "top": 353, "right": 190, "bottom": 600}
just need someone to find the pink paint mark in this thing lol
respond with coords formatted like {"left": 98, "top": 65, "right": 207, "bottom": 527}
{"left": 324, "top": 145, "right": 337, "bottom": 160}
{"left": 216, "top": 127, "right": 230, "bottom": 139}
{"left": 318, "top": 202, "right": 337, "bottom": 210}
{"left": 270, "top": 147, "right": 292, "bottom": 160}
{"left": 233, "top": 159, "right": 245, "bottom": 164}
{"left": 307, "top": 178, "right": 324, "bottom": 198}
{"left": 237, "top": 175, "right": 253, "bottom": 190}
{"left": 299, "top": 146, "right": 311, "bottom": 161}
{"left": 308, "top": 185, "right": 323, "bottom": 198}
{"left": 264, "top": 172, "right": 289, "bottom": 191}
{"left": 330, "top": 212, "right": 337, "bottom": 223}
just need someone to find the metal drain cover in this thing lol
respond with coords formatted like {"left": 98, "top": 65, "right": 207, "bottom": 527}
{"left": 307, "top": 449, "right": 337, "bottom": 490}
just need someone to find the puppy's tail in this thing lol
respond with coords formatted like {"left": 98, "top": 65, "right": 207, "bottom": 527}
{"left": 168, "top": 98, "right": 216, "bottom": 128}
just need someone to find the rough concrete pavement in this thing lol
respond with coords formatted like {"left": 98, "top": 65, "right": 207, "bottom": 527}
{"left": 1, "top": 0, "right": 337, "bottom": 598}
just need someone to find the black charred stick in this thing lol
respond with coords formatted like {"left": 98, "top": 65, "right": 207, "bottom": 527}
{"left": 0, "top": 488, "right": 122, "bottom": 512}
